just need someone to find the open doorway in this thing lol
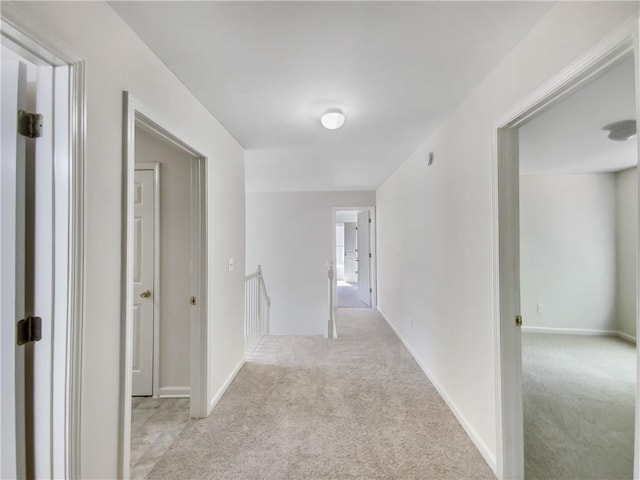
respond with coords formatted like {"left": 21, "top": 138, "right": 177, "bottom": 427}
{"left": 334, "top": 207, "right": 376, "bottom": 309}
{"left": 121, "top": 93, "right": 208, "bottom": 479}
{"left": 518, "top": 54, "right": 637, "bottom": 479}
{"left": 129, "top": 125, "right": 197, "bottom": 478}
{"left": 494, "top": 30, "right": 639, "bottom": 479}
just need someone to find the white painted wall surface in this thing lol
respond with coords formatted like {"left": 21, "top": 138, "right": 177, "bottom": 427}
{"left": 4, "top": 2, "right": 246, "bottom": 477}
{"left": 616, "top": 167, "right": 638, "bottom": 339}
{"left": 246, "top": 191, "right": 374, "bottom": 335}
{"left": 520, "top": 174, "right": 617, "bottom": 332}
{"left": 375, "top": 2, "right": 639, "bottom": 472}
{"left": 136, "top": 128, "right": 191, "bottom": 394}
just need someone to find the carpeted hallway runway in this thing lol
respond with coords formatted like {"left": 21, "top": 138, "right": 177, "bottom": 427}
{"left": 523, "top": 333, "right": 636, "bottom": 480}
{"left": 147, "top": 308, "right": 494, "bottom": 479}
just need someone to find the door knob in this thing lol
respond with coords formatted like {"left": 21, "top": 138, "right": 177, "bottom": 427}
{"left": 140, "top": 290, "right": 152, "bottom": 298}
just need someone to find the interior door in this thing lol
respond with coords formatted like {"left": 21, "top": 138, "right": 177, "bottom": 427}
{"left": 344, "top": 222, "right": 357, "bottom": 283}
{"left": 132, "top": 169, "right": 155, "bottom": 396}
{"left": 1, "top": 46, "right": 55, "bottom": 479}
{"left": 356, "top": 211, "right": 371, "bottom": 306}
{"left": 1, "top": 51, "right": 28, "bottom": 480}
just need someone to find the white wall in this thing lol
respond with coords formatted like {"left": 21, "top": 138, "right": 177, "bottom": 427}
{"left": 5, "top": 2, "right": 246, "bottom": 477}
{"left": 136, "top": 127, "right": 191, "bottom": 394}
{"left": 616, "top": 167, "right": 638, "bottom": 339}
{"left": 519, "top": 174, "right": 617, "bottom": 332}
{"left": 336, "top": 211, "right": 359, "bottom": 223}
{"left": 246, "top": 191, "right": 374, "bottom": 335}
{"left": 375, "top": 2, "right": 638, "bottom": 472}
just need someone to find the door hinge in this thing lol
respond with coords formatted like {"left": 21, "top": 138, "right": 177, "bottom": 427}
{"left": 18, "top": 110, "right": 43, "bottom": 139}
{"left": 368, "top": 218, "right": 371, "bottom": 223}
{"left": 17, "top": 316, "right": 42, "bottom": 345}
{"left": 369, "top": 253, "right": 372, "bottom": 258}
{"left": 515, "top": 315, "right": 523, "bottom": 327}
{"left": 190, "top": 296, "right": 197, "bottom": 305}
{"left": 369, "top": 288, "right": 372, "bottom": 293}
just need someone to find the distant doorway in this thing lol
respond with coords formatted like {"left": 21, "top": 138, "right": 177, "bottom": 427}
{"left": 334, "top": 207, "right": 376, "bottom": 308}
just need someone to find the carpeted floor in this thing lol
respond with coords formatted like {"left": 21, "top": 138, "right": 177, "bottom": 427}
{"left": 337, "top": 281, "right": 369, "bottom": 308}
{"left": 147, "top": 308, "right": 494, "bottom": 479}
{"left": 522, "top": 333, "right": 636, "bottom": 480}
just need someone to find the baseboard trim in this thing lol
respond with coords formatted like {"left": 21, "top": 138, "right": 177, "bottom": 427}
{"left": 158, "top": 386, "right": 190, "bottom": 398}
{"left": 617, "top": 331, "right": 637, "bottom": 344}
{"left": 208, "top": 357, "right": 245, "bottom": 415}
{"left": 522, "top": 326, "right": 637, "bottom": 344}
{"left": 376, "top": 307, "right": 497, "bottom": 474}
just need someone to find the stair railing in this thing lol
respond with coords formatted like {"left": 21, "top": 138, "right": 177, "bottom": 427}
{"left": 245, "top": 265, "right": 271, "bottom": 353}
{"left": 328, "top": 261, "right": 337, "bottom": 339}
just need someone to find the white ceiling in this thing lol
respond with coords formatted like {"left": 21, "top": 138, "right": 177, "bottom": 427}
{"left": 520, "top": 55, "right": 637, "bottom": 175}
{"left": 110, "top": 1, "right": 554, "bottom": 191}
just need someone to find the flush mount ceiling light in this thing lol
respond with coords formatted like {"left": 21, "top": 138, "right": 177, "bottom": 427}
{"left": 603, "top": 120, "right": 637, "bottom": 141}
{"left": 321, "top": 109, "right": 345, "bottom": 130}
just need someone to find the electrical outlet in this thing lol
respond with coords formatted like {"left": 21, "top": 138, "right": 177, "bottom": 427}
{"left": 537, "top": 304, "right": 544, "bottom": 313}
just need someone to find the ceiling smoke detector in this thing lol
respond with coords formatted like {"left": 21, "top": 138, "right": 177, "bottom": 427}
{"left": 321, "top": 110, "right": 345, "bottom": 130}
{"left": 603, "top": 120, "right": 637, "bottom": 141}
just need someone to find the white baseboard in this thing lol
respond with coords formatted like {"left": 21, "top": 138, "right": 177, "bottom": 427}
{"left": 617, "top": 331, "right": 637, "bottom": 344}
{"left": 208, "top": 357, "right": 245, "bottom": 415}
{"left": 158, "top": 386, "right": 190, "bottom": 398}
{"left": 522, "top": 326, "right": 637, "bottom": 344}
{"left": 377, "top": 307, "right": 497, "bottom": 475}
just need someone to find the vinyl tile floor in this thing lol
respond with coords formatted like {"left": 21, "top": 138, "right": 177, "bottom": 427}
{"left": 130, "top": 397, "right": 190, "bottom": 479}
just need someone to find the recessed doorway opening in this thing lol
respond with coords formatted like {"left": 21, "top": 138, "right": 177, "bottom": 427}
{"left": 333, "top": 207, "right": 376, "bottom": 309}
{"left": 493, "top": 26, "right": 639, "bottom": 480}
{"left": 120, "top": 93, "right": 208, "bottom": 479}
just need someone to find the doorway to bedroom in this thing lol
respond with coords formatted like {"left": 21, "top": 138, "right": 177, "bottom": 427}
{"left": 334, "top": 207, "right": 376, "bottom": 308}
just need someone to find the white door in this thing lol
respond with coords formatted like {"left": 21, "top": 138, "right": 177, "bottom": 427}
{"left": 132, "top": 170, "right": 155, "bottom": 396}
{"left": 356, "top": 211, "right": 371, "bottom": 306}
{"left": 344, "top": 222, "right": 357, "bottom": 283}
{"left": 1, "top": 48, "right": 55, "bottom": 479}
{"left": 1, "top": 51, "right": 28, "bottom": 480}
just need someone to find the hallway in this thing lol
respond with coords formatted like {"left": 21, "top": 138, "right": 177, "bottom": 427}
{"left": 337, "top": 281, "right": 369, "bottom": 308}
{"left": 145, "top": 309, "right": 494, "bottom": 479}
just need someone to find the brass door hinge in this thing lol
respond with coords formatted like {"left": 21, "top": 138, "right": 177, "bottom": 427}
{"left": 515, "top": 315, "right": 523, "bottom": 327}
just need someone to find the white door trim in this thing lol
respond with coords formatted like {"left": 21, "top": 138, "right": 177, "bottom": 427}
{"left": 135, "top": 162, "right": 161, "bottom": 398}
{"left": 492, "top": 18, "right": 639, "bottom": 480}
{"left": 332, "top": 206, "right": 377, "bottom": 310}
{"left": 122, "top": 92, "right": 208, "bottom": 478}
{"left": 0, "top": 7, "right": 86, "bottom": 480}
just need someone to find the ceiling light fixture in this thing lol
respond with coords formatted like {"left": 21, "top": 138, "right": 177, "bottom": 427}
{"left": 321, "top": 109, "right": 345, "bottom": 130}
{"left": 603, "top": 120, "right": 637, "bottom": 141}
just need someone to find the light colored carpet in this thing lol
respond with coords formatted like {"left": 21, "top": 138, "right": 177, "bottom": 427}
{"left": 522, "top": 333, "right": 636, "bottom": 480}
{"left": 337, "top": 282, "right": 369, "bottom": 308}
{"left": 147, "top": 308, "right": 494, "bottom": 479}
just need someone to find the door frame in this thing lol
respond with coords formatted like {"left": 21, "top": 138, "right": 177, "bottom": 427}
{"left": 0, "top": 8, "right": 85, "bottom": 480}
{"left": 492, "top": 19, "right": 639, "bottom": 480}
{"left": 121, "top": 92, "right": 208, "bottom": 478}
{"left": 134, "top": 162, "right": 161, "bottom": 398}
{"left": 332, "top": 206, "right": 377, "bottom": 309}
